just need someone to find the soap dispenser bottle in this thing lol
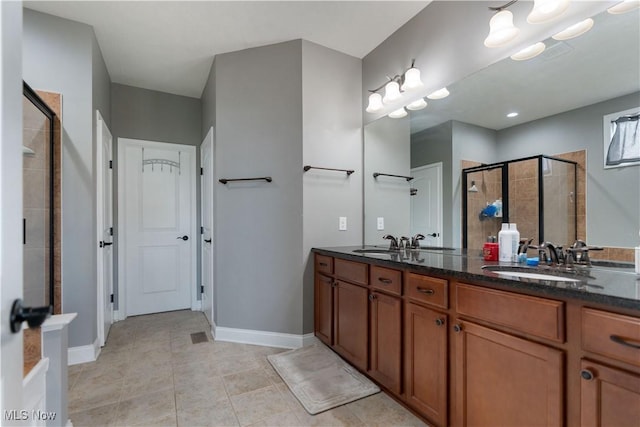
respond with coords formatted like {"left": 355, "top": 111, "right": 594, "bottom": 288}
{"left": 498, "top": 223, "right": 513, "bottom": 262}
{"left": 509, "top": 223, "right": 520, "bottom": 262}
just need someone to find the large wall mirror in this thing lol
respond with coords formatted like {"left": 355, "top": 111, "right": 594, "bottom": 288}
{"left": 364, "top": 7, "right": 640, "bottom": 255}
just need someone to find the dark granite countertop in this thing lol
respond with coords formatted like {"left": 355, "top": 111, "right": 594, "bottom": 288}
{"left": 312, "top": 246, "right": 640, "bottom": 312}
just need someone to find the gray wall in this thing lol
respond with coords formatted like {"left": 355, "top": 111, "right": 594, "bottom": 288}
{"left": 301, "top": 40, "right": 362, "bottom": 333}
{"left": 411, "top": 121, "right": 453, "bottom": 246}
{"left": 496, "top": 92, "right": 640, "bottom": 247}
{"left": 201, "top": 58, "right": 216, "bottom": 137}
{"left": 110, "top": 83, "right": 203, "bottom": 307}
{"left": 452, "top": 121, "right": 498, "bottom": 246}
{"left": 364, "top": 117, "right": 411, "bottom": 245}
{"left": 214, "top": 40, "right": 304, "bottom": 334}
{"left": 23, "top": 9, "right": 98, "bottom": 347}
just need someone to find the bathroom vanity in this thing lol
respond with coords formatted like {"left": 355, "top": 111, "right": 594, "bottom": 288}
{"left": 312, "top": 246, "right": 640, "bottom": 427}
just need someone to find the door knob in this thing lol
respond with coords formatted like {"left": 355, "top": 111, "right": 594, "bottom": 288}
{"left": 99, "top": 241, "right": 113, "bottom": 248}
{"left": 9, "top": 299, "right": 52, "bottom": 333}
{"left": 177, "top": 235, "right": 189, "bottom": 241}
{"left": 428, "top": 232, "right": 439, "bottom": 237}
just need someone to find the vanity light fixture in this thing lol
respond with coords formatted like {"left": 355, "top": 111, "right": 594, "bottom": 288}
{"left": 507, "top": 112, "right": 519, "bottom": 118}
{"left": 607, "top": 0, "right": 640, "bottom": 14}
{"left": 484, "top": 9, "right": 520, "bottom": 47}
{"left": 366, "top": 93, "right": 384, "bottom": 113}
{"left": 510, "top": 42, "right": 546, "bottom": 60}
{"left": 427, "top": 87, "right": 450, "bottom": 100}
{"left": 366, "top": 59, "right": 425, "bottom": 114}
{"left": 388, "top": 107, "right": 408, "bottom": 119}
{"left": 552, "top": 18, "right": 594, "bottom": 40}
{"left": 406, "top": 98, "right": 427, "bottom": 111}
{"left": 527, "top": 0, "right": 571, "bottom": 24}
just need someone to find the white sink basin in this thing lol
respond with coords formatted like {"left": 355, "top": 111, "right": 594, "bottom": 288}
{"left": 494, "top": 271, "right": 580, "bottom": 282}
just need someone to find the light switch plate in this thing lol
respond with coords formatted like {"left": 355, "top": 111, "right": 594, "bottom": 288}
{"left": 377, "top": 217, "right": 384, "bottom": 230}
{"left": 339, "top": 217, "right": 347, "bottom": 231}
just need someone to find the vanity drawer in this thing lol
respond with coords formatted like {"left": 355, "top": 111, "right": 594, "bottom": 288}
{"left": 370, "top": 265, "right": 402, "bottom": 296}
{"left": 582, "top": 308, "right": 640, "bottom": 368}
{"left": 335, "top": 258, "right": 368, "bottom": 286}
{"left": 406, "top": 273, "right": 448, "bottom": 309}
{"left": 315, "top": 254, "right": 333, "bottom": 275}
{"left": 456, "top": 283, "right": 565, "bottom": 343}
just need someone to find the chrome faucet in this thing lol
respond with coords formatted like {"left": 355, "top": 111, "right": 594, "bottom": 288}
{"left": 411, "top": 233, "right": 425, "bottom": 249}
{"left": 399, "top": 236, "right": 410, "bottom": 249}
{"left": 383, "top": 234, "right": 399, "bottom": 250}
{"left": 532, "top": 242, "right": 563, "bottom": 265}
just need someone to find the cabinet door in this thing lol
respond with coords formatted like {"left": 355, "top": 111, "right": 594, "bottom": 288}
{"left": 369, "top": 291, "right": 402, "bottom": 394}
{"left": 454, "top": 320, "right": 563, "bottom": 427}
{"left": 314, "top": 273, "right": 334, "bottom": 346}
{"left": 404, "top": 302, "right": 448, "bottom": 427}
{"left": 333, "top": 280, "right": 368, "bottom": 371}
{"left": 580, "top": 359, "right": 640, "bottom": 427}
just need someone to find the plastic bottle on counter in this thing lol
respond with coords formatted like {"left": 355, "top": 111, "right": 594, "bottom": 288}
{"left": 509, "top": 223, "right": 520, "bottom": 262}
{"left": 498, "top": 223, "right": 515, "bottom": 262}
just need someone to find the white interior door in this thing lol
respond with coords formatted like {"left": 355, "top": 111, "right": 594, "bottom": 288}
{"left": 200, "top": 127, "right": 214, "bottom": 326}
{"left": 410, "top": 163, "right": 443, "bottom": 246}
{"left": 118, "top": 138, "right": 196, "bottom": 317}
{"left": 1, "top": 0, "right": 25, "bottom": 415}
{"left": 96, "top": 110, "right": 113, "bottom": 346}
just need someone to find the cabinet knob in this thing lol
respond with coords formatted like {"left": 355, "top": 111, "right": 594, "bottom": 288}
{"left": 368, "top": 294, "right": 377, "bottom": 301}
{"left": 580, "top": 369, "right": 595, "bottom": 381}
{"left": 332, "top": 281, "right": 338, "bottom": 287}
{"left": 453, "top": 324, "right": 462, "bottom": 333}
{"left": 435, "top": 318, "right": 445, "bottom": 327}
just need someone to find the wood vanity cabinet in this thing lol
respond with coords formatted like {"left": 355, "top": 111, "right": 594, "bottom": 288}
{"left": 333, "top": 280, "right": 368, "bottom": 372}
{"left": 314, "top": 272, "right": 334, "bottom": 346}
{"left": 579, "top": 308, "right": 640, "bottom": 426}
{"left": 404, "top": 302, "right": 448, "bottom": 427}
{"left": 368, "top": 265, "right": 403, "bottom": 394}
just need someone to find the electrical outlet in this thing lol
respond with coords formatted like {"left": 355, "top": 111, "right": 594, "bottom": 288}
{"left": 339, "top": 217, "right": 347, "bottom": 231}
{"left": 377, "top": 217, "right": 384, "bottom": 230}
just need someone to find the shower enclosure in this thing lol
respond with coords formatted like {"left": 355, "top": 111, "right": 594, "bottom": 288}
{"left": 23, "top": 82, "right": 55, "bottom": 309}
{"left": 462, "top": 155, "right": 577, "bottom": 252}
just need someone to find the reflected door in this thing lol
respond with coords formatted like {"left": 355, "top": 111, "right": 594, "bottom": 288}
{"left": 200, "top": 127, "right": 214, "bottom": 325}
{"left": 119, "top": 138, "right": 196, "bottom": 316}
{"left": 410, "top": 163, "right": 443, "bottom": 246}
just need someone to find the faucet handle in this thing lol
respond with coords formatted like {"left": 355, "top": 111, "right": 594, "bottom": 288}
{"left": 382, "top": 234, "right": 399, "bottom": 250}
{"left": 411, "top": 234, "right": 425, "bottom": 248}
{"left": 399, "top": 236, "right": 410, "bottom": 249}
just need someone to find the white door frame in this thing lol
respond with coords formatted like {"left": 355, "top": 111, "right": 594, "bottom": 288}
{"left": 200, "top": 127, "right": 215, "bottom": 326}
{"left": 410, "top": 162, "right": 443, "bottom": 246}
{"left": 116, "top": 138, "right": 197, "bottom": 319}
{"left": 96, "top": 110, "right": 113, "bottom": 346}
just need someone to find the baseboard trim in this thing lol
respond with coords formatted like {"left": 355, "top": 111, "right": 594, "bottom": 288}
{"left": 215, "top": 327, "right": 315, "bottom": 349}
{"left": 210, "top": 320, "right": 217, "bottom": 339}
{"left": 191, "top": 300, "right": 202, "bottom": 311}
{"left": 113, "top": 310, "right": 125, "bottom": 322}
{"left": 68, "top": 337, "right": 101, "bottom": 365}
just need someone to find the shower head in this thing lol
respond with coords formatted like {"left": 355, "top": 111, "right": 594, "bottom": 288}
{"left": 22, "top": 146, "right": 35, "bottom": 156}
{"left": 468, "top": 180, "right": 479, "bottom": 193}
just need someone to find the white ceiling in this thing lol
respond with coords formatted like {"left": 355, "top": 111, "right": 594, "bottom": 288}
{"left": 24, "top": 1, "right": 430, "bottom": 98}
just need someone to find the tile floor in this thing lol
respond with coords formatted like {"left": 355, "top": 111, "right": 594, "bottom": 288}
{"left": 68, "top": 310, "right": 428, "bottom": 427}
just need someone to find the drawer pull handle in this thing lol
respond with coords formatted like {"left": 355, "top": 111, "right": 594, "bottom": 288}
{"left": 378, "top": 277, "right": 393, "bottom": 284}
{"left": 580, "top": 369, "right": 594, "bottom": 381}
{"left": 610, "top": 334, "right": 640, "bottom": 350}
{"left": 319, "top": 262, "right": 328, "bottom": 267}
{"left": 435, "top": 318, "right": 445, "bottom": 327}
{"left": 417, "top": 287, "right": 435, "bottom": 295}
{"left": 453, "top": 324, "right": 462, "bottom": 333}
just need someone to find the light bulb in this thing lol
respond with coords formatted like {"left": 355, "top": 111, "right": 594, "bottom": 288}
{"left": 427, "top": 87, "right": 450, "bottom": 100}
{"left": 552, "top": 18, "right": 594, "bottom": 40}
{"left": 366, "top": 93, "right": 384, "bottom": 113}
{"left": 406, "top": 98, "right": 427, "bottom": 111}
{"left": 607, "top": 0, "right": 640, "bottom": 14}
{"left": 527, "top": 0, "right": 570, "bottom": 24}
{"left": 401, "top": 67, "right": 423, "bottom": 91}
{"left": 388, "top": 108, "right": 407, "bottom": 119}
{"left": 510, "top": 42, "right": 546, "bottom": 61}
{"left": 383, "top": 81, "right": 402, "bottom": 104}
{"left": 484, "top": 10, "right": 520, "bottom": 48}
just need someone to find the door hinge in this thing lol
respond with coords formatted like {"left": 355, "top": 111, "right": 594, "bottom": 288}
{"left": 200, "top": 226, "right": 204, "bottom": 234}
{"left": 109, "top": 160, "right": 113, "bottom": 169}
{"left": 110, "top": 294, "right": 114, "bottom": 303}
{"left": 109, "top": 227, "right": 113, "bottom": 236}
{"left": 200, "top": 167, "right": 203, "bottom": 175}
{"left": 200, "top": 285, "right": 204, "bottom": 293}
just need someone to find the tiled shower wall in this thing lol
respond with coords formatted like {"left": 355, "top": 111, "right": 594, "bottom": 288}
{"left": 463, "top": 160, "right": 503, "bottom": 253}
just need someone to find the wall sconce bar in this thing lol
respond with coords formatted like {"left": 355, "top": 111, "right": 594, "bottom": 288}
{"left": 303, "top": 165, "right": 355, "bottom": 176}
{"left": 373, "top": 172, "right": 414, "bottom": 181}
{"left": 219, "top": 177, "right": 273, "bottom": 184}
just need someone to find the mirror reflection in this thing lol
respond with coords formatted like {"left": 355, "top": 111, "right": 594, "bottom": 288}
{"left": 363, "top": 7, "right": 640, "bottom": 256}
